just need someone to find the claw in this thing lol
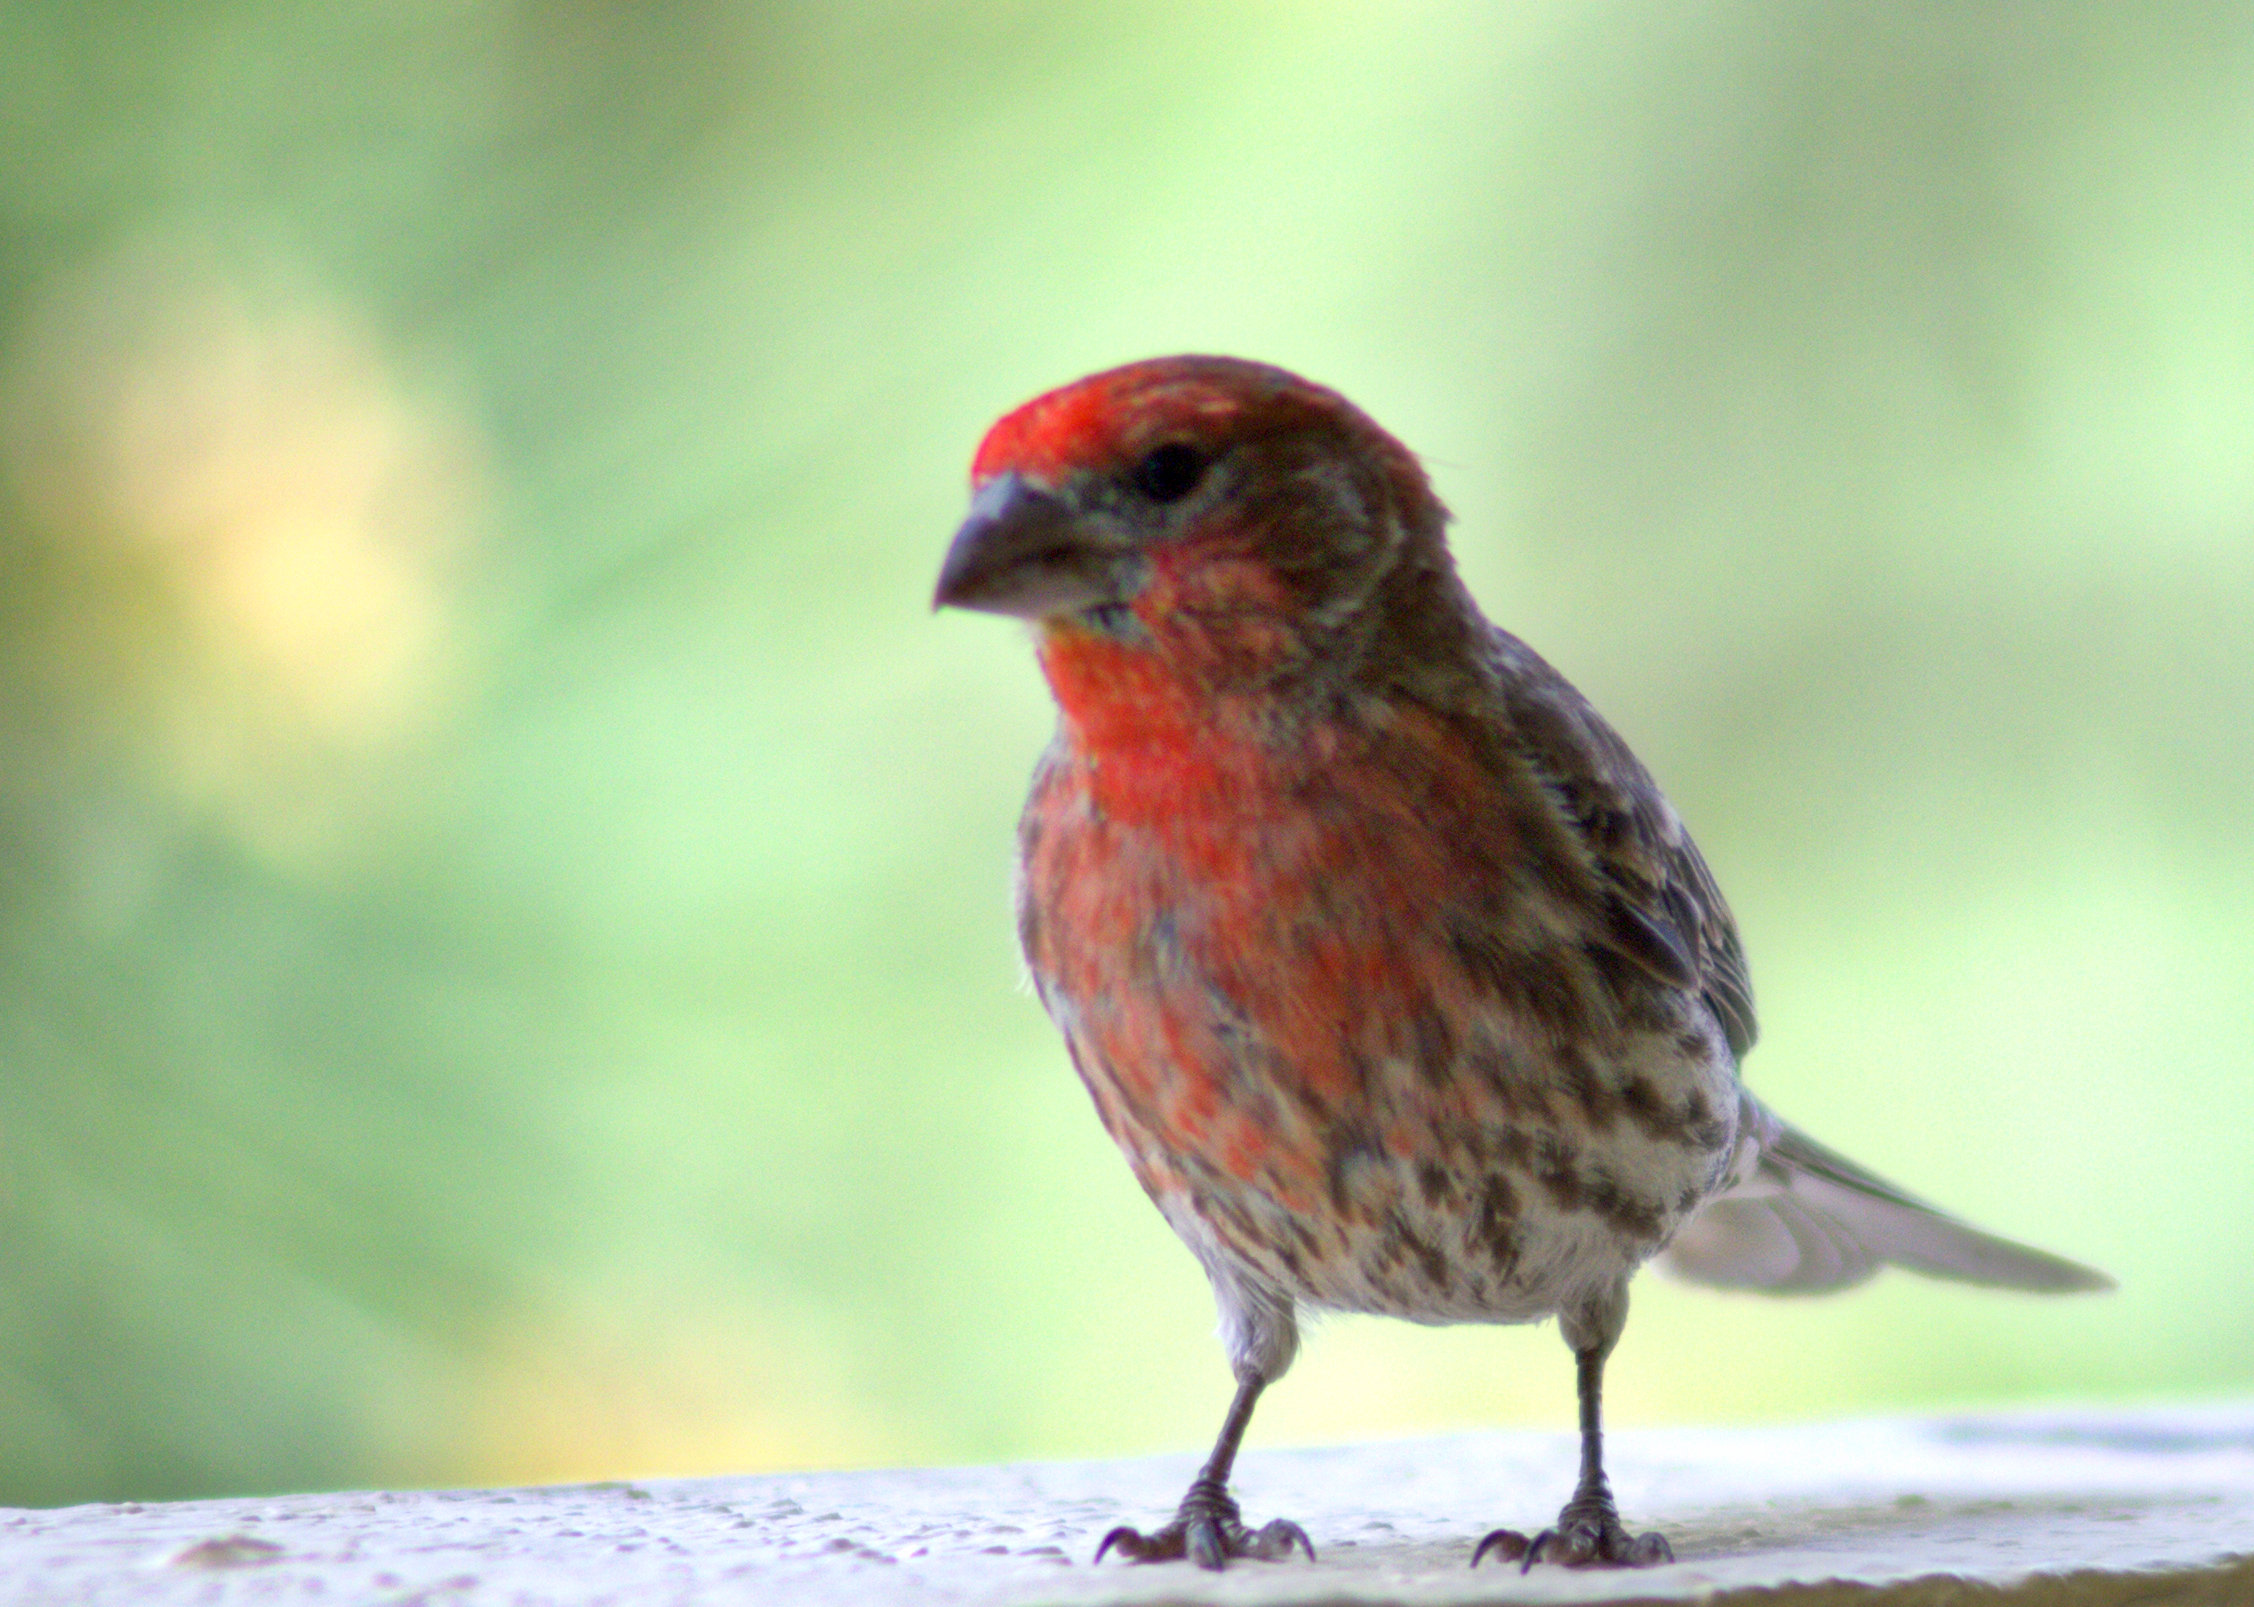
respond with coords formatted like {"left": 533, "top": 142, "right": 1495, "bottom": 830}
{"left": 1473, "top": 1504, "right": 1671, "bottom": 1571}
{"left": 1523, "top": 1525, "right": 1575, "bottom": 1570}
{"left": 1625, "top": 1530, "right": 1673, "bottom": 1566}
{"left": 1093, "top": 1482, "right": 1315, "bottom": 1570}
{"left": 1252, "top": 1518, "right": 1316, "bottom": 1561}
{"left": 1185, "top": 1513, "right": 1225, "bottom": 1571}
{"left": 1471, "top": 1527, "right": 1530, "bottom": 1567}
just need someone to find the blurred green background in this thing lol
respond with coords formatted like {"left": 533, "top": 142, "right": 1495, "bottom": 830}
{"left": 3, "top": 0, "right": 2250, "bottom": 1509}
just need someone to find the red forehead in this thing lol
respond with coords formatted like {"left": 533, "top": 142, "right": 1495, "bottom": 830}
{"left": 969, "top": 356, "right": 1318, "bottom": 485}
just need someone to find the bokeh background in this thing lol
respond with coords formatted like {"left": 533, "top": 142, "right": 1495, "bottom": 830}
{"left": 4, "top": 0, "right": 2251, "bottom": 1509}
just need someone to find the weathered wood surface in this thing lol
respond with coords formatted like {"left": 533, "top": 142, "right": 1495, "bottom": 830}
{"left": 6, "top": 1404, "right": 2251, "bottom": 1605}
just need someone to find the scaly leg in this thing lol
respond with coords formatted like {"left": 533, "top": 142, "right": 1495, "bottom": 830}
{"left": 1475, "top": 1286, "right": 1672, "bottom": 1569}
{"left": 1096, "top": 1377, "right": 1316, "bottom": 1570}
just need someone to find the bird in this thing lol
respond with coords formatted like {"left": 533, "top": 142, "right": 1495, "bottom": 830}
{"left": 932, "top": 355, "right": 2110, "bottom": 1572}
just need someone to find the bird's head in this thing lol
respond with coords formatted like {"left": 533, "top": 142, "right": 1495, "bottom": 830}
{"left": 935, "top": 357, "right": 1467, "bottom": 704}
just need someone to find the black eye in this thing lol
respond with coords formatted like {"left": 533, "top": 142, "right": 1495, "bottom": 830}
{"left": 1128, "top": 443, "right": 1207, "bottom": 503}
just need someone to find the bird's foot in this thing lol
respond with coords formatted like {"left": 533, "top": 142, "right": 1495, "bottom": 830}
{"left": 1095, "top": 1476, "right": 1315, "bottom": 1571}
{"left": 1473, "top": 1497, "right": 1670, "bottom": 1570}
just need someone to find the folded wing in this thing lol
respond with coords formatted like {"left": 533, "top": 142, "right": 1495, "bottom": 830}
{"left": 1661, "top": 1098, "right": 2112, "bottom": 1294}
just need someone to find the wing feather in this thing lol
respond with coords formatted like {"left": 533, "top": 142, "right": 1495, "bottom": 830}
{"left": 1663, "top": 1097, "right": 2113, "bottom": 1293}
{"left": 1457, "top": 631, "right": 2106, "bottom": 1297}
{"left": 1476, "top": 626, "right": 1757, "bottom": 1057}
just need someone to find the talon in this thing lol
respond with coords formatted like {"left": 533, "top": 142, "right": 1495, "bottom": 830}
{"left": 1521, "top": 1526, "right": 1563, "bottom": 1572}
{"left": 1252, "top": 1518, "right": 1316, "bottom": 1561}
{"left": 1627, "top": 1530, "right": 1673, "bottom": 1566}
{"left": 1186, "top": 1514, "right": 1226, "bottom": 1572}
{"left": 1537, "top": 1523, "right": 1601, "bottom": 1567}
{"left": 1092, "top": 1490, "right": 1313, "bottom": 1570}
{"left": 1491, "top": 1506, "right": 1672, "bottom": 1570}
{"left": 1471, "top": 1527, "right": 1529, "bottom": 1567}
{"left": 1094, "top": 1524, "right": 1161, "bottom": 1564}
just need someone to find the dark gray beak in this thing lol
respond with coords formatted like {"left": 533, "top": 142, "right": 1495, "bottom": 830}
{"left": 933, "top": 472, "right": 1122, "bottom": 619}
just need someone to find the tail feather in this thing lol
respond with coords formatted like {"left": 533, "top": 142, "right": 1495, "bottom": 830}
{"left": 1661, "top": 1100, "right": 2112, "bottom": 1295}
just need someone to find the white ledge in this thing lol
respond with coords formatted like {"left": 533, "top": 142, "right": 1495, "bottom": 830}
{"left": 6, "top": 1404, "right": 2252, "bottom": 1605}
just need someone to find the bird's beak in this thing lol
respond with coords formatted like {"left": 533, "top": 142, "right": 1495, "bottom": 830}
{"left": 933, "top": 472, "right": 1123, "bottom": 619}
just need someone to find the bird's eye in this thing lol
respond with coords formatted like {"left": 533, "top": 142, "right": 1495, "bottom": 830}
{"left": 1128, "top": 443, "right": 1207, "bottom": 503}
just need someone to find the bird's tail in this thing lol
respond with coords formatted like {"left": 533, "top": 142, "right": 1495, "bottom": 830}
{"left": 1659, "top": 1097, "right": 2112, "bottom": 1295}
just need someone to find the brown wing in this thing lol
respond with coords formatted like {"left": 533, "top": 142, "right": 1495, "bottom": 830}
{"left": 1476, "top": 625, "right": 1758, "bottom": 1059}
{"left": 1664, "top": 1096, "right": 2113, "bottom": 1292}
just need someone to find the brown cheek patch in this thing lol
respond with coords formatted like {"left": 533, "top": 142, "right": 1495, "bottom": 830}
{"left": 1130, "top": 547, "right": 1313, "bottom": 683}
{"left": 1165, "top": 551, "right": 1295, "bottom": 614}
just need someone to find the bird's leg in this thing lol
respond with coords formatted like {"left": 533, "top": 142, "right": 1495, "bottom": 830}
{"left": 1474, "top": 1333, "right": 1672, "bottom": 1568}
{"left": 1095, "top": 1376, "right": 1315, "bottom": 1570}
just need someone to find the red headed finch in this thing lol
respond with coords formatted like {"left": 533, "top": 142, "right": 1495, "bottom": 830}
{"left": 935, "top": 357, "right": 2109, "bottom": 1572}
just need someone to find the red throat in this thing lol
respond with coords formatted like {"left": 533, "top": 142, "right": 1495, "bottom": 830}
{"left": 1035, "top": 623, "right": 1270, "bottom": 826}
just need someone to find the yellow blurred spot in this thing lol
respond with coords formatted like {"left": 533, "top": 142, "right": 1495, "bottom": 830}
{"left": 0, "top": 237, "right": 487, "bottom": 871}
{"left": 444, "top": 1291, "right": 909, "bottom": 1486}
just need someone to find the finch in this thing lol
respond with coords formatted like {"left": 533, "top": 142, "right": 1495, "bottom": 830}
{"left": 934, "top": 356, "right": 2109, "bottom": 1572}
